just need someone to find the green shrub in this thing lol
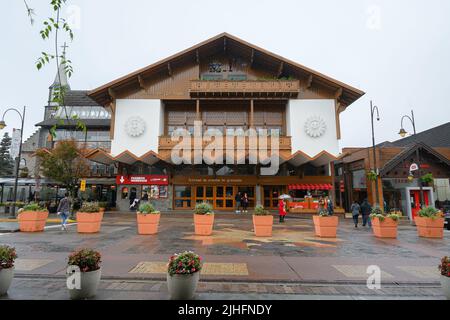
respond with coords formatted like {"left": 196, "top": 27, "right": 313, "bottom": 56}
{"left": 370, "top": 206, "right": 399, "bottom": 222}
{"left": 138, "top": 202, "right": 159, "bottom": 214}
{"left": 22, "top": 203, "right": 47, "bottom": 212}
{"left": 79, "top": 202, "right": 100, "bottom": 213}
{"left": 167, "top": 251, "right": 202, "bottom": 276}
{"left": 68, "top": 248, "right": 101, "bottom": 273}
{"left": 421, "top": 173, "right": 434, "bottom": 184}
{"left": 318, "top": 208, "right": 329, "bottom": 217}
{"left": 418, "top": 206, "right": 442, "bottom": 219}
{"left": 254, "top": 205, "right": 270, "bottom": 216}
{"left": 0, "top": 245, "right": 17, "bottom": 270}
{"left": 194, "top": 202, "right": 213, "bottom": 215}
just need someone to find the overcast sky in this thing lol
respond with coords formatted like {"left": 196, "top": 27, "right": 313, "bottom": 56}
{"left": 1, "top": 0, "right": 449, "bottom": 150}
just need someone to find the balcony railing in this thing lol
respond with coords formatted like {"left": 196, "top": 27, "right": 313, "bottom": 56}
{"left": 190, "top": 80, "right": 300, "bottom": 98}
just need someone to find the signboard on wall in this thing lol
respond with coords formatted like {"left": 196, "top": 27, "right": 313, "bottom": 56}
{"left": 116, "top": 175, "right": 169, "bottom": 185}
{"left": 352, "top": 170, "right": 367, "bottom": 189}
{"left": 10, "top": 128, "right": 21, "bottom": 160}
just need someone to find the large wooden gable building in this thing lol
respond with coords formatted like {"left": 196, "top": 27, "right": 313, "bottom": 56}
{"left": 86, "top": 33, "right": 364, "bottom": 211}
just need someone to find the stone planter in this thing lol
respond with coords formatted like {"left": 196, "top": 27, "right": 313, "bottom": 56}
{"left": 441, "top": 275, "right": 450, "bottom": 300}
{"left": 253, "top": 215, "right": 273, "bottom": 237}
{"left": 167, "top": 271, "right": 200, "bottom": 300}
{"left": 313, "top": 215, "right": 339, "bottom": 238}
{"left": 136, "top": 213, "right": 161, "bottom": 235}
{"left": 0, "top": 267, "right": 14, "bottom": 296}
{"left": 18, "top": 211, "right": 49, "bottom": 232}
{"left": 67, "top": 268, "right": 102, "bottom": 300}
{"left": 193, "top": 214, "right": 214, "bottom": 236}
{"left": 76, "top": 212, "right": 104, "bottom": 233}
{"left": 415, "top": 217, "right": 444, "bottom": 238}
{"left": 372, "top": 217, "right": 398, "bottom": 238}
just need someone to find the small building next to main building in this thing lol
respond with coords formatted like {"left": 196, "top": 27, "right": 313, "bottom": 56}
{"left": 85, "top": 33, "right": 364, "bottom": 211}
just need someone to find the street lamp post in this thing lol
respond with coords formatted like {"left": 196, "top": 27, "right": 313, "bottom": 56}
{"left": 370, "top": 101, "right": 381, "bottom": 208}
{"left": 0, "top": 106, "right": 26, "bottom": 218}
{"left": 398, "top": 110, "right": 424, "bottom": 208}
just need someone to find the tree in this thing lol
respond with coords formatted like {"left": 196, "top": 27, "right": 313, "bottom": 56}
{"left": 0, "top": 133, "right": 14, "bottom": 177}
{"left": 35, "top": 140, "right": 90, "bottom": 197}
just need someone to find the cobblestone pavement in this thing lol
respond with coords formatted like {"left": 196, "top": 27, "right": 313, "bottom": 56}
{"left": 0, "top": 212, "right": 449, "bottom": 299}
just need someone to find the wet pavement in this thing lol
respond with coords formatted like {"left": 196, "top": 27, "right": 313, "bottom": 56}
{"left": 0, "top": 212, "right": 449, "bottom": 299}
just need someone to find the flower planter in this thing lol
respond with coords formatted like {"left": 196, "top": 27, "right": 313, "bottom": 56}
{"left": 67, "top": 268, "right": 102, "bottom": 300}
{"left": 313, "top": 215, "right": 339, "bottom": 238}
{"left": 253, "top": 215, "right": 273, "bottom": 237}
{"left": 18, "top": 211, "right": 49, "bottom": 232}
{"left": 76, "top": 212, "right": 104, "bottom": 234}
{"left": 0, "top": 267, "right": 14, "bottom": 296}
{"left": 415, "top": 217, "right": 444, "bottom": 238}
{"left": 167, "top": 271, "right": 200, "bottom": 300}
{"left": 193, "top": 214, "right": 214, "bottom": 236}
{"left": 372, "top": 217, "right": 398, "bottom": 238}
{"left": 441, "top": 275, "right": 450, "bottom": 300}
{"left": 136, "top": 213, "right": 161, "bottom": 235}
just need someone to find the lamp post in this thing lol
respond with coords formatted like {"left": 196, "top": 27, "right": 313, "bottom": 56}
{"left": 0, "top": 106, "right": 26, "bottom": 218}
{"left": 370, "top": 101, "right": 381, "bottom": 208}
{"left": 398, "top": 110, "right": 424, "bottom": 208}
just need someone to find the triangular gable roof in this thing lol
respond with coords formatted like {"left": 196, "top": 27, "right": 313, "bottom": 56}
{"left": 380, "top": 142, "right": 450, "bottom": 176}
{"left": 88, "top": 32, "right": 364, "bottom": 106}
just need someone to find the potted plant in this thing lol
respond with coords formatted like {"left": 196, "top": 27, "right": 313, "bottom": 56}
{"left": 252, "top": 205, "right": 273, "bottom": 237}
{"left": 439, "top": 256, "right": 450, "bottom": 300}
{"left": 313, "top": 208, "right": 339, "bottom": 238}
{"left": 0, "top": 245, "right": 17, "bottom": 296}
{"left": 366, "top": 170, "right": 378, "bottom": 182}
{"left": 17, "top": 203, "right": 49, "bottom": 232}
{"left": 166, "top": 251, "right": 202, "bottom": 300}
{"left": 76, "top": 202, "right": 104, "bottom": 234}
{"left": 370, "top": 207, "right": 400, "bottom": 238}
{"left": 98, "top": 202, "right": 108, "bottom": 213}
{"left": 415, "top": 206, "right": 444, "bottom": 238}
{"left": 193, "top": 202, "right": 214, "bottom": 236}
{"left": 136, "top": 202, "right": 161, "bottom": 235}
{"left": 66, "top": 248, "right": 102, "bottom": 300}
{"left": 421, "top": 173, "right": 434, "bottom": 186}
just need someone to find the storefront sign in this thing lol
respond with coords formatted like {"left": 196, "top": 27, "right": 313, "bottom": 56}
{"left": 80, "top": 179, "right": 86, "bottom": 192}
{"left": 116, "top": 175, "right": 169, "bottom": 185}
{"left": 410, "top": 163, "right": 419, "bottom": 172}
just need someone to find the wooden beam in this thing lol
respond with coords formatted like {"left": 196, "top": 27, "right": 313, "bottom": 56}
{"left": 137, "top": 75, "right": 146, "bottom": 90}
{"left": 108, "top": 88, "right": 116, "bottom": 100}
{"left": 223, "top": 38, "right": 227, "bottom": 52}
{"left": 196, "top": 50, "right": 200, "bottom": 64}
{"left": 167, "top": 62, "right": 172, "bottom": 77}
{"left": 250, "top": 49, "right": 255, "bottom": 67}
{"left": 277, "top": 62, "right": 284, "bottom": 78}
{"left": 335, "top": 87, "right": 343, "bottom": 100}
{"left": 306, "top": 74, "right": 313, "bottom": 88}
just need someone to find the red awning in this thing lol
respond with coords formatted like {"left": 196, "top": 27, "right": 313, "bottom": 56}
{"left": 288, "top": 184, "right": 333, "bottom": 190}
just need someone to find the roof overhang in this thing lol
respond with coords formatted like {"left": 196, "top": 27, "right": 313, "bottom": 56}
{"left": 287, "top": 150, "right": 337, "bottom": 167}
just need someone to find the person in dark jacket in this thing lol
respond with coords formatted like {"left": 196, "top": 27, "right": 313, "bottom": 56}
{"left": 241, "top": 193, "right": 249, "bottom": 213}
{"left": 361, "top": 199, "right": 372, "bottom": 227}
{"left": 326, "top": 197, "right": 334, "bottom": 216}
{"left": 235, "top": 192, "right": 242, "bottom": 213}
{"left": 57, "top": 193, "right": 71, "bottom": 231}
{"left": 350, "top": 200, "right": 361, "bottom": 228}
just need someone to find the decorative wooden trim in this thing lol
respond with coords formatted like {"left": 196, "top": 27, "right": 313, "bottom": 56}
{"left": 195, "top": 49, "right": 200, "bottom": 64}
{"left": 108, "top": 88, "right": 116, "bottom": 100}
{"left": 109, "top": 100, "right": 116, "bottom": 140}
{"left": 167, "top": 63, "right": 172, "bottom": 77}
{"left": 250, "top": 100, "right": 254, "bottom": 128}
{"left": 335, "top": 100, "right": 341, "bottom": 139}
{"left": 335, "top": 87, "right": 343, "bottom": 100}
{"left": 137, "top": 75, "right": 146, "bottom": 90}
{"left": 306, "top": 74, "right": 313, "bottom": 89}
{"left": 250, "top": 49, "right": 255, "bottom": 67}
{"left": 277, "top": 62, "right": 284, "bottom": 78}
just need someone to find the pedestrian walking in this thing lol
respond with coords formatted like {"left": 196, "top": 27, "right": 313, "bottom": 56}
{"left": 350, "top": 200, "right": 361, "bottom": 228}
{"left": 279, "top": 198, "right": 287, "bottom": 222}
{"left": 235, "top": 192, "right": 242, "bottom": 213}
{"left": 57, "top": 192, "right": 71, "bottom": 231}
{"left": 361, "top": 199, "right": 372, "bottom": 227}
{"left": 241, "top": 193, "right": 249, "bottom": 213}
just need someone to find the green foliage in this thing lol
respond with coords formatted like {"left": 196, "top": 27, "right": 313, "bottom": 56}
{"left": 167, "top": 251, "right": 202, "bottom": 276}
{"left": 138, "top": 202, "right": 159, "bottom": 214}
{"left": 21, "top": 203, "right": 47, "bottom": 212}
{"left": 39, "top": 187, "right": 57, "bottom": 201}
{"left": 0, "top": 133, "right": 14, "bottom": 176}
{"left": 35, "top": 140, "right": 90, "bottom": 196}
{"left": 318, "top": 208, "right": 329, "bottom": 216}
{"left": 370, "top": 206, "right": 399, "bottom": 222}
{"left": 68, "top": 248, "right": 101, "bottom": 273}
{"left": 420, "top": 173, "right": 434, "bottom": 184}
{"left": 0, "top": 245, "right": 17, "bottom": 270}
{"left": 366, "top": 170, "right": 378, "bottom": 181}
{"left": 418, "top": 206, "right": 442, "bottom": 219}
{"left": 439, "top": 256, "right": 450, "bottom": 277}
{"left": 254, "top": 204, "right": 270, "bottom": 216}
{"left": 194, "top": 202, "right": 214, "bottom": 215}
{"left": 79, "top": 202, "right": 100, "bottom": 213}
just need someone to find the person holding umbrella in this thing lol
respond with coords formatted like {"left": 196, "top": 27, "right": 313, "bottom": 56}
{"left": 278, "top": 194, "right": 290, "bottom": 223}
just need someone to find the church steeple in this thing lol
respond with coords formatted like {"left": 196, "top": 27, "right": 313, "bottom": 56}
{"left": 48, "top": 43, "right": 71, "bottom": 105}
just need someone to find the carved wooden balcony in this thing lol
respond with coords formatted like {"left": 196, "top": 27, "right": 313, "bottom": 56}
{"left": 190, "top": 80, "right": 300, "bottom": 99}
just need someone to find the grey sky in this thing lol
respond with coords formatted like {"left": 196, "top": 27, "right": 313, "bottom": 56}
{"left": 1, "top": 0, "right": 449, "bottom": 150}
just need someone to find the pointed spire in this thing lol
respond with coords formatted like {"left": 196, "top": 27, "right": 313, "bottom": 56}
{"left": 48, "top": 43, "right": 71, "bottom": 105}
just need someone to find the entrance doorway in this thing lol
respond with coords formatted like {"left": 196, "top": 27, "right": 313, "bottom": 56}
{"left": 410, "top": 190, "right": 430, "bottom": 220}
{"left": 263, "top": 185, "right": 286, "bottom": 209}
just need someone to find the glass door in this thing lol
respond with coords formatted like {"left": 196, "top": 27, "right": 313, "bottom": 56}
{"left": 195, "top": 186, "right": 214, "bottom": 207}
{"left": 263, "top": 186, "right": 285, "bottom": 209}
{"left": 214, "top": 186, "right": 235, "bottom": 210}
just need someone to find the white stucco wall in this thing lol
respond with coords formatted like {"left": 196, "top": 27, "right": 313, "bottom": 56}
{"left": 111, "top": 99, "right": 161, "bottom": 157}
{"left": 287, "top": 99, "right": 339, "bottom": 157}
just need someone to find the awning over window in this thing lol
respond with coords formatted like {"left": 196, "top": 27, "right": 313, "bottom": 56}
{"left": 288, "top": 184, "right": 333, "bottom": 190}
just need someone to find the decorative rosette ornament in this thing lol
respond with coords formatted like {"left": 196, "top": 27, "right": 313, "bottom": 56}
{"left": 125, "top": 116, "right": 146, "bottom": 137}
{"left": 304, "top": 116, "right": 327, "bottom": 138}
